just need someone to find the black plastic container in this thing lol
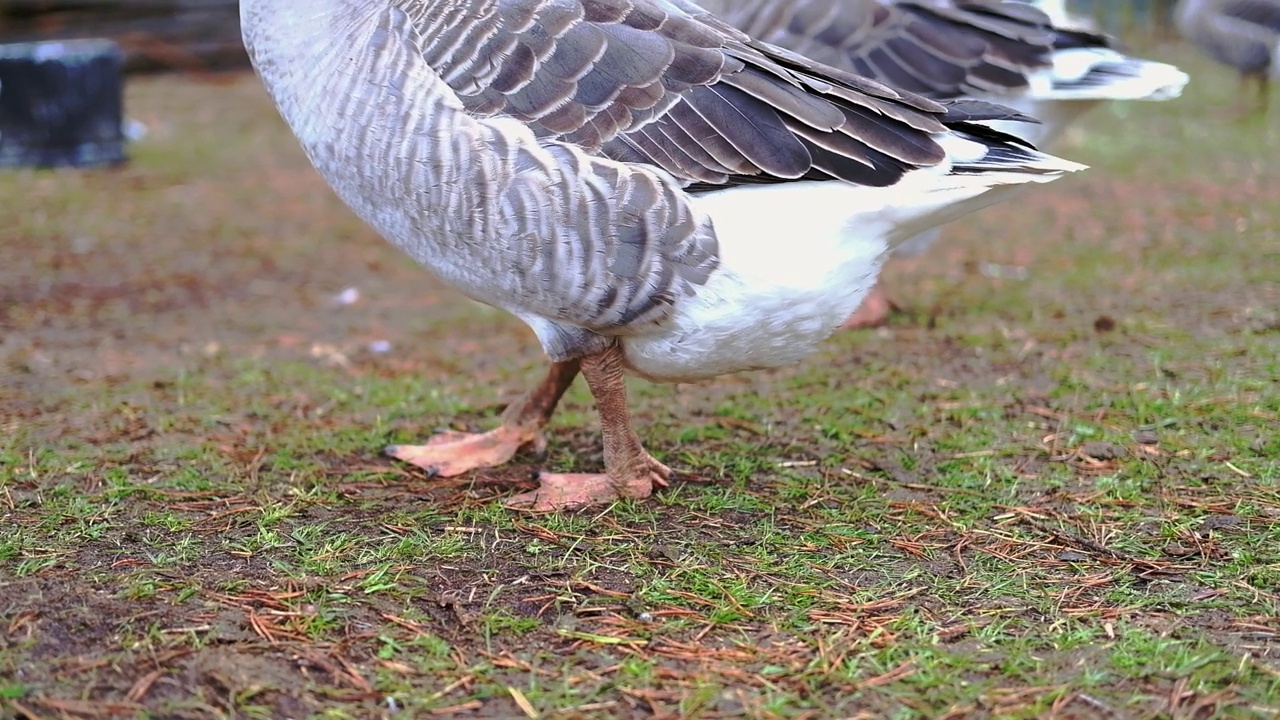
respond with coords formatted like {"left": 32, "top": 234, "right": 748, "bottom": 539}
{"left": 0, "top": 39, "right": 127, "bottom": 169}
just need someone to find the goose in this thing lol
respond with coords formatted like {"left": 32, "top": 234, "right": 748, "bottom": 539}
{"left": 241, "top": 0, "right": 1084, "bottom": 510}
{"left": 699, "top": 0, "right": 1189, "bottom": 327}
{"left": 1175, "top": 0, "right": 1280, "bottom": 115}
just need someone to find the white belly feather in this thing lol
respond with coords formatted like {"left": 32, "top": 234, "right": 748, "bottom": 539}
{"left": 620, "top": 165, "right": 1035, "bottom": 383}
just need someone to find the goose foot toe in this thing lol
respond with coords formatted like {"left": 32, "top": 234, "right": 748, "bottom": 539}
{"left": 841, "top": 285, "right": 894, "bottom": 330}
{"left": 386, "top": 426, "right": 537, "bottom": 477}
{"left": 506, "top": 456, "right": 670, "bottom": 511}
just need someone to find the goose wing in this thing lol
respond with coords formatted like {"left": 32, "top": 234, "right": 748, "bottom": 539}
{"left": 701, "top": 0, "right": 1058, "bottom": 97}
{"left": 408, "top": 0, "right": 1033, "bottom": 187}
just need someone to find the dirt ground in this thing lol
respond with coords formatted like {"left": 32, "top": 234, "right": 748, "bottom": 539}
{"left": 2, "top": 42, "right": 1279, "bottom": 720}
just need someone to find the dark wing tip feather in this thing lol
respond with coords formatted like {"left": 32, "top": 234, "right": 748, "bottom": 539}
{"left": 939, "top": 98, "right": 1041, "bottom": 125}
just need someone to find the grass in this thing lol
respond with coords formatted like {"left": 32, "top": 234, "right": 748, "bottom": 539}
{"left": 2, "top": 40, "right": 1279, "bottom": 719}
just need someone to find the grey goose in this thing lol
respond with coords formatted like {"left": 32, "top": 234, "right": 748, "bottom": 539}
{"left": 241, "top": 0, "right": 1083, "bottom": 509}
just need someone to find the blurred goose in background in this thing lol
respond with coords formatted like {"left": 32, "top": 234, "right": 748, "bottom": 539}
{"left": 1017, "top": 0, "right": 1099, "bottom": 30}
{"left": 700, "top": 0, "right": 1189, "bottom": 327}
{"left": 241, "top": 0, "right": 1084, "bottom": 509}
{"left": 1175, "top": 0, "right": 1280, "bottom": 115}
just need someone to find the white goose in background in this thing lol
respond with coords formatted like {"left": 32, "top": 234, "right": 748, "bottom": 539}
{"left": 699, "top": 0, "right": 1189, "bottom": 327}
{"left": 241, "top": 0, "right": 1084, "bottom": 510}
{"left": 1175, "top": 0, "right": 1280, "bottom": 115}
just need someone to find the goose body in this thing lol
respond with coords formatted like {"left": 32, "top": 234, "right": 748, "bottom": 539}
{"left": 241, "top": 0, "right": 1083, "bottom": 508}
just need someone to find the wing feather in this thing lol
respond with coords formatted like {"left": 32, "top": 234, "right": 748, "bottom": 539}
{"left": 405, "top": 0, "right": 1015, "bottom": 189}
{"left": 700, "top": 0, "right": 1058, "bottom": 98}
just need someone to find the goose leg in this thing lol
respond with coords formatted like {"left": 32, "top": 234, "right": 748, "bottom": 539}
{"left": 386, "top": 360, "right": 579, "bottom": 476}
{"left": 1235, "top": 73, "right": 1267, "bottom": 120}
{"left": 507, "top": 344, "right": 670, "bottom": 511}
{"left": 840, "top": 283, "right": 893, "bottom": 329}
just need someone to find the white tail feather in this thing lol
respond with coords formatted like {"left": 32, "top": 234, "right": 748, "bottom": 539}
{"left": 1032, "top": 48, "right": 1190, "bottom": 101}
